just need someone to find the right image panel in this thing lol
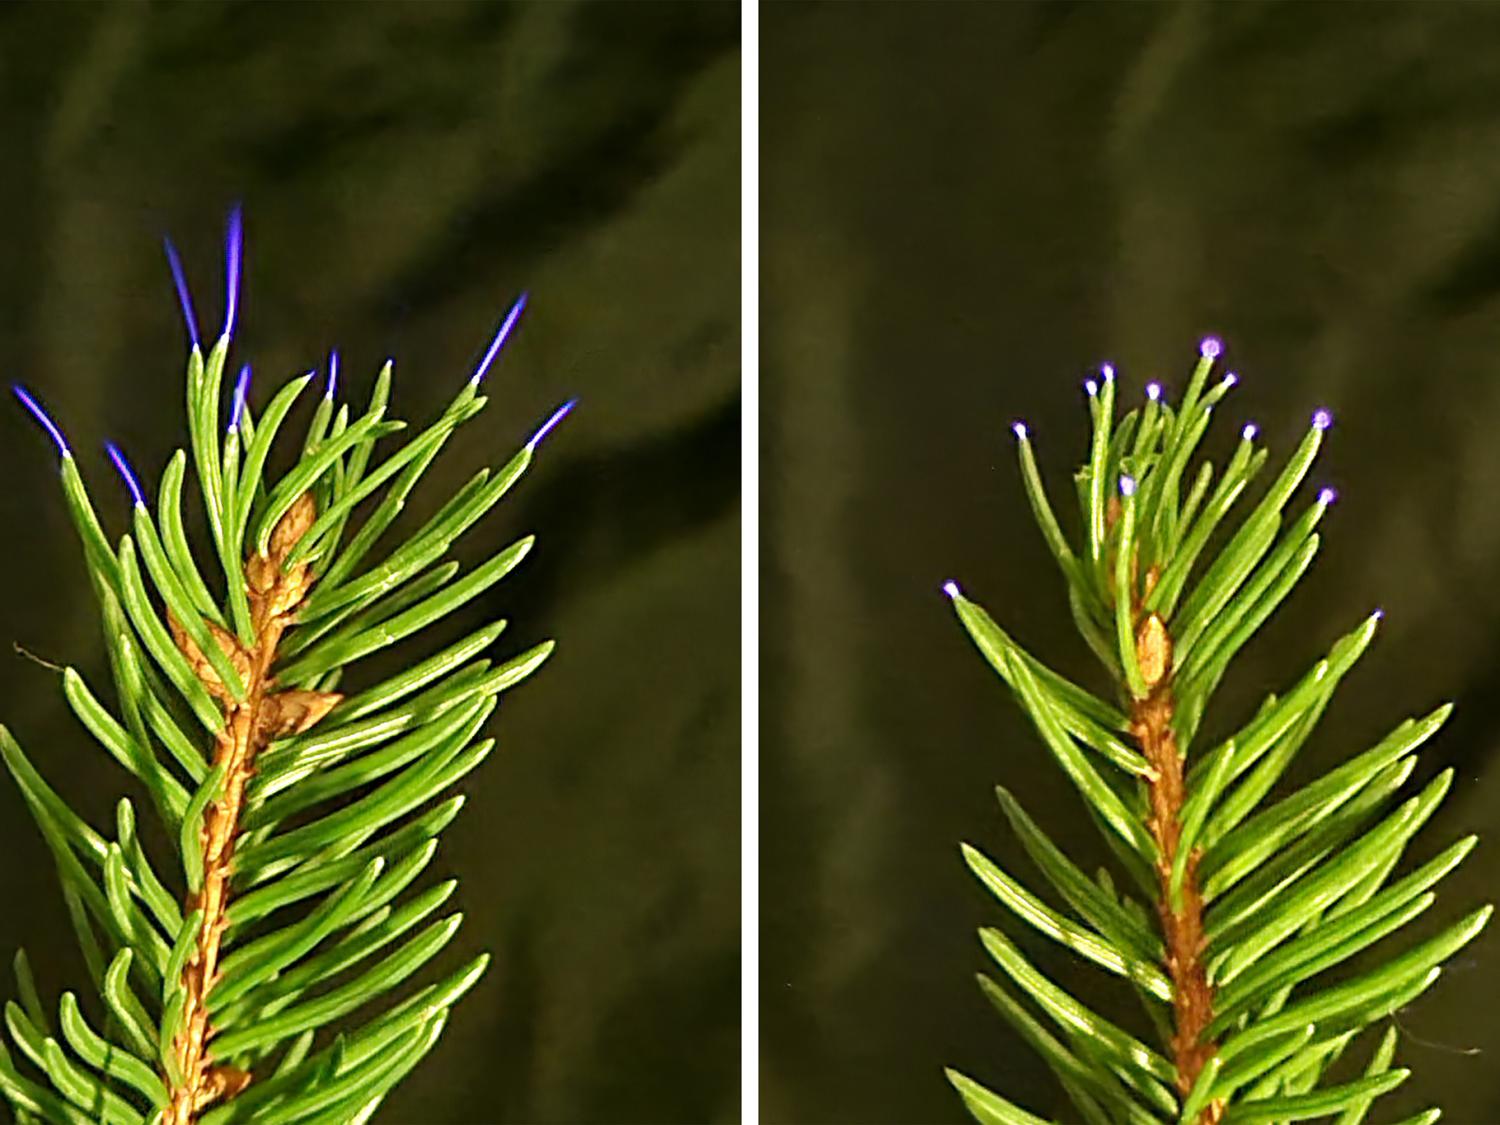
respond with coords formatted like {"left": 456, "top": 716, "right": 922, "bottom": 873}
{"left": 762, "top": 4, "right": 1500, "bottom": 1123}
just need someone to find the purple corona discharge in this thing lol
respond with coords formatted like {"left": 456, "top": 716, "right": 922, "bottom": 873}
{"left": 1011, "top": 420, "right": 1029, "bottom": 441}
{"left": 1312, "top": 409, "right": 1333, "bottom": 431}
{"left": 230, "top": 364, "right": 252, "bottom": 431}
{"left": 223, "top": 205, "right": 244, "bottom": 339}
{"left": 1200, "top": 336, "right": 1223, "bottom": 360}
{"left": 1242, "top": 422, "right": 1258, "bottom": 441}
{"left": 105, "top": 443, "right": 146, "bottom": 508}
{"left": 1146, "top": 382, "right": 1162, "bottom": 402}
{"left": 162, "top": 237, "right": 201, "bottom": 351}
{"left": 1319, "top": 487, "right": 1337, "bottom": 506}
{"left": 12, "top": 385, "right": 70, "bottom": 457}
{"left": 326, "top": 351, "right": 339, "bottom": 400}
{"left": 1101, "top": 363, "right": 1115, "bottom": 381}
{"left": 1223, "top": 372, "right": 1238, "bottom": 388}
{"left": 942, "top": 580, "right": 961, "bottom": 600}
{"left": 527, "top": 398, "right": 577, "bottom": 452}
{"left": 471, "top": 292, "right": 529, "bottom": 385}
{"left": 1084, "top": 379, "right": 1098, "bottom": 398}
{"left": 1119, "top": 474, "right": 1137, "bottom": 497}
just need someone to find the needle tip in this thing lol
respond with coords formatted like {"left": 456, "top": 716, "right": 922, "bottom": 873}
{"left": 230, "top": 364, "right": 252, "bottom": 431}
{"left": 223, "top": 204, "right": 244, "bottom": 339}
{"left": 162, "top": 236, "right": 201, "bottom": 351}
{"left": 11, "top": 384, "right": 70, "bottom": 457}
{"left": 471, "top": 291, "right": 529, "bottom": 385}
{"left": 526, "top": 396, "right": 576, "bottom": 452}
{"left": 104, "top": 442, "right": 145, "bottom": 507}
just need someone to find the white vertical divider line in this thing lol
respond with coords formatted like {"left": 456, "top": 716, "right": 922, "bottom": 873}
{"left": 740, "top": 0, "right": 760, "bottom": 1121}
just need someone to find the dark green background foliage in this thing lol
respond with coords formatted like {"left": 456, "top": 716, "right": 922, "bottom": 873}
{"left": 0, "top": 3, "right": 738, "bottom": 1123}
{"left": 764, "top": 3, "right": 1499, "bottom": 1122}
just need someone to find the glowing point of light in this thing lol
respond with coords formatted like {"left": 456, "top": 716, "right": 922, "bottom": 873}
{"left": 1101, "top": 363, "right": 1115, "bottom": 381}
{"left": 1223, "top": 372, "right": 1238, "bottom": 388}
{"left": 230, "top": 364, "right": 251, "bottom": 431}
{"left": 1084, "top": 379, "right": 1098, "bottom": 397}
{"left": 105, "top": 442, "right": 145, "bottom": 508}
{"left": 1318, "top": 486, "right": 1337, "bottom": 506}
{"left": 1312, "top": 409, "right": 1333, "bottom": 431}
{"left": 12, "top": 385, "right": 70, "bottom": 457}
{"left": 1242, "top": 422, "right": 1258, "bottom": 441}
{"left": 1146, "top": 382, "right": 1162, "bottom": 401}
{"left": 223, "top": 204, "right": 244, "bottom": 339}
{"left": 1012, "top": 421, "right": 1028, "bottom": 441}
{"left": 1200, "top": 336, "right": 1224, "bottom": 360}
{"left": 1119, "top": 474, "right": 1137, "bottom": 497}
{"left": 162, "top": 237, "right": 200, "bottom": 351}
{"left": 526, "top": 397, "right": 576, "bottom": 452}
{"left": 471, "top": 292, "right": 529, "bottom": 385}
{"left": 1373, "top": 608, "right": 1386, "bottom": 621}
{"left": 942, "top": 580, "right": 961, "bottom": 600}
{"left": 326, "top": 351, "right": 339, "bottom": 400}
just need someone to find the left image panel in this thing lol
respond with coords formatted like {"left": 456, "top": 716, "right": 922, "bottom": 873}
{"left": 0, "top": 3, "right": 741, "bottom": 1123}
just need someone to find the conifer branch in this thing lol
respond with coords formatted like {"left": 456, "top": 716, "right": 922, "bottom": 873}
{"left": 0, "top": 209, "right": 570, "bottom": 1124}
{"left": 944, "top": 341, "right": 1489, "bottom": 1124}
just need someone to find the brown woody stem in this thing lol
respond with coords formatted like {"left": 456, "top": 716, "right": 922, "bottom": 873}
{"left": 1131, "top": 606, "right": 1224, "bottom": 1125}
{"left": 162, "top": 494, "right": 339, "bottom": 1123}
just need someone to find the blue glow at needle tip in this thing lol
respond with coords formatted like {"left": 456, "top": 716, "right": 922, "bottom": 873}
{"left": 326, "top": 351, "right": 339, "bottom": 399}
{"left": 105, "top": 442, "right": 145, "bottom": 507}
{"left": 942, "top": 580, "right": 961, "bottom": 600}
{"left": 526, "top": 398, "right": 577, "bottom": 452}
{"left": 223, "top": 204, "right": 244, "bottom": 339}
{"left": 12, "top": 385, "right": 70, "bottom": 457}
{"left": 471, "top": 292, "right": 530, "bottom": 385}
{"left": 162, "top": 236, "right": 201, "bottom": 351}
{"left": 230, "top": 364, "right": 251, "bottom": 431}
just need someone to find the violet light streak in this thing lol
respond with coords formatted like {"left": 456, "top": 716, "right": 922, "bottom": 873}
{"left": 105, "top": 442, "right": 146, "bottom": 508}
{"left": 11, "top": 385, "right": 70, "bottom": 457}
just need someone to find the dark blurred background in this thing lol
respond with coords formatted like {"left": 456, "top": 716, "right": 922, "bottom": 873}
{"left": 0, "top": 3, "right": 738, "bottom": 1123}
{"left": 764, "top": 3, "right": 1500, "bottom": 1122}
